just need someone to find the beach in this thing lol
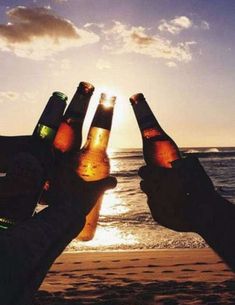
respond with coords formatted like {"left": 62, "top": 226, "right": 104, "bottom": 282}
{"left": 32, "top": 148, "right": 235, "bottom": 304}
{"left": 36, "top": 248, "right": 235, "bottom": 305}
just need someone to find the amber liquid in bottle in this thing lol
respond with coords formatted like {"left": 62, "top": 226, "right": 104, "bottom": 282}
{"left": 130, "top": 93, "right": 181, "bottom": 168}
{"left": 53, "top": 82, "right": 94, "bottom": 156}
{"left": 76, "top": 93, "right": 116, "bottom": 241}
{"left": 40, "top": 82, "right": 95, "bottom": 196}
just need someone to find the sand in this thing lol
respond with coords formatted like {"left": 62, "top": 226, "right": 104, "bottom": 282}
{"left": 35, "top": 248, "right": 235, "bottom": 305}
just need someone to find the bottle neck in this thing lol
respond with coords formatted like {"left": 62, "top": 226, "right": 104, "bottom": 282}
{"left": 64, "top": 88, "right": 93, "bottom": 123}
{"left": 91, "top": 103, "right": 114, "bottom": 130}
{"left": 33, "top": 92, "right": 67, "bottom": 142}
{"left": 84, "top": 103, "right": 114, "bottom": 151}
{"left": 131, "top": 96, "right": 164, "bottom": 138}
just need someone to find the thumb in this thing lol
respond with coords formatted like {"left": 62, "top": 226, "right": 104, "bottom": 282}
{"left": 90, "top": 176, "right": 117, "bottom": 193}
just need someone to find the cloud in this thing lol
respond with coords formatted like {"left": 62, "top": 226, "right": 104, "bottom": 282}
{"left": 0, "top": 6, "right": 99, "bottom": 60}
{"left": 166, "top": 61, "right": 177, "bottom": 68}
{"left": 84, "top": 22, "right": 104, "bottom": 29}
{"left": 158, "top": 16, "right": 193, "bottom": 34}
{"left": 103, "top": 21, "right": 195, "bottom": 63}
{"left": 0, "top": 91, "right": 19, "bottom": 103}
{"left": 200, "top": 20, "right": 210, "bottom": 30}
{"left": 0, "top": 91, "right": 39, "bottom": 104}
{"left": 96, "top": 59, "right": 111, "bottom": 70}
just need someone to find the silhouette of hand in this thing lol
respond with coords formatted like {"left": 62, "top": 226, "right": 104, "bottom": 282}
{"left": 139, "top": 156, "right": 216, "bottom": 233}
{"left": 0, "top": 135, "right": 117, "bottom": 221}
{"left": 43, "top": 162, "right": 117, "bottom": 215}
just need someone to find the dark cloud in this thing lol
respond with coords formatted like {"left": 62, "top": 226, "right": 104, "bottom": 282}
{"left": 0, "top": 6, "right": 79, "bottom": 43}
{"left": 131, "top": 31, "right": 154, "bottom": 46}
{"left": 0, "top": 6, "right": 99, "bottom": 59}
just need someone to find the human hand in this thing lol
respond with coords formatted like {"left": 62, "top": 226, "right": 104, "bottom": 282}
{"left": 138, "top": 156, "right": 216, "bottom": 233}
{"left": 42, "top": 161, "right": 117, "bottom": 216}
{"left": 0, "top": 134, "right": 60, "bottom": 223}
{"left": 0, "top": 136, "right": 31, "bottom": 172}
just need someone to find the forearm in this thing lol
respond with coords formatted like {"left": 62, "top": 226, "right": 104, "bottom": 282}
{"left": 0, "top": 201, "right": 85, "bottom": 305}
{"left": 197, "top": 193, "right": 235, "bottom": 271}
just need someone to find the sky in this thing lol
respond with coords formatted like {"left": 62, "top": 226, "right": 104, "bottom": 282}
{"left": 0, "top": 0, "right": 234, "bottom": 148}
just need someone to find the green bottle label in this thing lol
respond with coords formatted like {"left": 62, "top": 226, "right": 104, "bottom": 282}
{"left": 0, "top": 217, "right": 14, "bottom": 230}
{"left": 36, "top": 124, "right": 56, "bottom": 141}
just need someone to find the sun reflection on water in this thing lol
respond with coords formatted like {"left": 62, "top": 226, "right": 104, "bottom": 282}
{"left": 100, "top": 189, "right": 129, "bottom": 216}
{"left": 69, "top": 225, "right": 138, "bottom": 251}
{"left": 68, "top": 185, "right": 137, "bottom": 250}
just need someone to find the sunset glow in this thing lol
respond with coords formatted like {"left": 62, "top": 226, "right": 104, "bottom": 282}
{"left": 0, "top": 1, "right": 234, "bottom": 148}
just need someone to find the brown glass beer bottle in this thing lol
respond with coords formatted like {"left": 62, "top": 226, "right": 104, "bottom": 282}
{"left": 53, "top": 82, "right": 94, "bottom": 156}
{"left": 76, "top": 93, "right": 116, "bottom": 241}
{"left": 41, "top": 82, "right": 94, "bottom": 196}
{"left": 130, "top": 93, "right": 181, "bottom": 168}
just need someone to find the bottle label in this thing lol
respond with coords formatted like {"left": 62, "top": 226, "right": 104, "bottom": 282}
{"left": 0, "top": 217, "right": 14, "bottom": 230}
{"left": 36, "top": 124, "right": 56, "bottom": 141}
{"left": 142, "top": 128, "right": 161, "bottom": 138}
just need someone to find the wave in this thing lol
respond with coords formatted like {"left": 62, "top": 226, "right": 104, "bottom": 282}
{"left": 111, "top": 147, "right": 235, "bottom": 160}
{"left": 111, "top": 154, "right": 143, "bottom": 160}
{"left": 182, "top": 151, "right": 235, "bottom": 158}
{"left": 184, "top": 147, "right": 220, "bottom": 153}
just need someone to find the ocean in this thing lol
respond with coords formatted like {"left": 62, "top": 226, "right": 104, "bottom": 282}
{"left": 68, "top": 147, "right": 235, "bottom": 252}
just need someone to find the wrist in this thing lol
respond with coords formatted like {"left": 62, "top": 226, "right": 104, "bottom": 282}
{"left": 192, "top": 191, "right": 229, "bottom": 235}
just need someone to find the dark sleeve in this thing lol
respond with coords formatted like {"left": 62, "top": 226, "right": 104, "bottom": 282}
{"left": 0, "top": 201, "right": 85, "bottom": 305}
{"left": 196, "top": 193, "right": 235, "bottom": 272}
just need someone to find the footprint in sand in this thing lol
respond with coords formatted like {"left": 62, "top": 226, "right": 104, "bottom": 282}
{"left": 162, "top": 270, "right": 174, "bottom": 273}
{"left": 111, "top": 260, "right": 120, "bottom": 262}
{"left": 194, "top": 262, "right": 208, "bottom": 265}
{"left": 181, "top": 269, "right": 196, "bottom": 272}
{"left": 142, "top": 270, "right": 155, "bottom": 274}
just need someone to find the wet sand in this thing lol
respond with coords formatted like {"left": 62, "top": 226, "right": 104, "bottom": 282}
{"left": 35, "top": 249, "right": 235, "bottom": 305}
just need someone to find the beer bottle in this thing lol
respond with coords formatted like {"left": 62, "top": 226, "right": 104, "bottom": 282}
{"left": 130, "top": 93, "right": 181, "bottom": 168}
{"left": 53, "top": 82, "right": 94, "bottom": 155}
{"left": 76, "top": 93, "right": 116, "bottom": 241}
{"left": 0, "top": 92, "right": 67, "bottom": 230}
{"left": 32, "top": 91, "right": 67, "bottom": 170}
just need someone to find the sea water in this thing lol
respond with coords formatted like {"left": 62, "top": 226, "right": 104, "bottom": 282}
{"left": 68, "top": 147, "right": 235, "bottom": 251}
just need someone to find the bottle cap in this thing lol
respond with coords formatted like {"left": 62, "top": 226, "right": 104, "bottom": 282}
{"left": 53, "top": 91, "right": 68, "bottom": 102}
{"left": 100, "top": 93, "right": 116, "bottom": 107}
{"left": 129, "top": 93, "right": 145, "bottom": 105}
{"left": 78, "top": 82, "right": 95, "bottom": 95}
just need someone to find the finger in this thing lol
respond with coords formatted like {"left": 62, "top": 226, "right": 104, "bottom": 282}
{"left": 0, "top": 136, "right": 31, "bottom": 171}
{"left": 140, "top": 179, "right": 158, "bottom": 194}
{"left": 138, "top": 165, "right": 170, "bottom": 181}
{"left": 90, "top": 176, "right": 117, "bottom": 192}
{"left": 7, "top": 152, "right": 43, "bottom": 182}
